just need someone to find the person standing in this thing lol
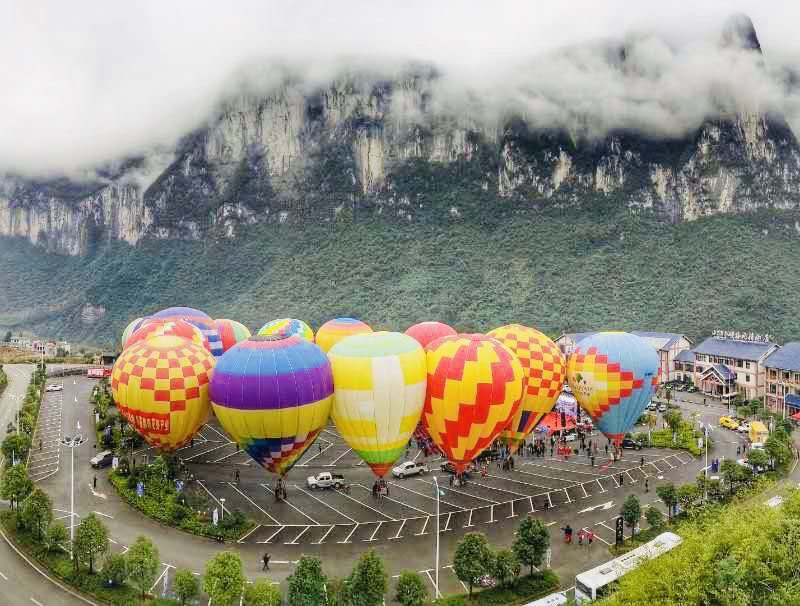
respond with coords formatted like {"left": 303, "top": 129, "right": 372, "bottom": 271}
{"left": 262, "top": 553, "right": 270, "bottom": 571}
{"left": 645, "top": 478, "right": 649, "bottom": 492}
{"left": 618, "top": 473, "right": 624, "bottom": 487}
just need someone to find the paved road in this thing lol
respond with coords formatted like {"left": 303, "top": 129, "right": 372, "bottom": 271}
{"left": 0, "top": 364, "right": 88, "bottom": 606}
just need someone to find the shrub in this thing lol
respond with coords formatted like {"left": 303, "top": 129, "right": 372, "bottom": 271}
{"left": 103, "top": 553, "right": 128, "bottom": 587}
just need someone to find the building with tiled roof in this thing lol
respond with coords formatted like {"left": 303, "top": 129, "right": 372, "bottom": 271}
{"left": 691, "top": 336, "right": 778, "bottom": 401}
{"left": 555, "top": 332, "right": 596, "bottom": 357}
{"left": 764, "top": 343, "right": 800, "bottom": 417}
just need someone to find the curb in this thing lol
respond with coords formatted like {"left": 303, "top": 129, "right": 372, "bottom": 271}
{"left": 0, "top": 524, "right": 99, "bottom": 606}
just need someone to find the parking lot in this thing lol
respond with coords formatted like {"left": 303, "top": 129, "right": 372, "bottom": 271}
{"left": 28, "top": 382, "right": 64, "bottom": 483}
{"left": 129, "top": 418, "right": 695, "bottom": 547}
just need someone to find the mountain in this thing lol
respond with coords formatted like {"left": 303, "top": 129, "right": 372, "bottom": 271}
{"left": 2, "top": 14, "right": 800, "bottom": 347}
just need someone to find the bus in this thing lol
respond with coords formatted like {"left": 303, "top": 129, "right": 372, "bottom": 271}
{"left": 574, "top": 532, "right": 682, "bottom": 603}
{"left": 87, "top": 367, "right": 112, "bottom": 379}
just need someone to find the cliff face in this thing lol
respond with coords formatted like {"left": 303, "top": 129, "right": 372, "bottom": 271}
{"left": 2, "top": 18, "right": 800, "bottom": 255}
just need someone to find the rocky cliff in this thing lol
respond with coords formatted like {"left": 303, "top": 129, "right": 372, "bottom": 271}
{"left": 2, "top": 17, "right": 800, "bottom": 256}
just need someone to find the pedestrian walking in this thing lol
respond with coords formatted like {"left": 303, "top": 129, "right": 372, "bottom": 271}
{"left": 235, "top": 469, "right": 240, "bottom": 484}
{"left": 319, "top": 442, "right": 323, "bottom": 454}
{"left": 591, "top": 455, "right": 595, "bottom": 467}
{"left": 604, "top": 443, "right": 609, "bottom": 454}
{"left": 640, "top": 455, "right": 645, "bottom": 468}
{"left": 587, "top": 529, "right": 594, "bottom": 545}
{"left": 262, "top": 553, "right": 270, "bottom": 571}
{"left": 562, "top": 524, "right": 573, "bottom": 543}
{"left": 618, "top": 473, "right": 624, "bottom": 486}
{"left": 577, "top": 528, "right": 585, "bottom": 545}
{"left": 509, "top": 456, "right": 515, "bottom": 470}
{"left": 93, "top": 476, "right": 97, "bottom": 489}
{"left": 449, "top": 474, "right": 454, "bottom": 487}
{"left": 645, "top": 478, "right": 649, "bottom": 492}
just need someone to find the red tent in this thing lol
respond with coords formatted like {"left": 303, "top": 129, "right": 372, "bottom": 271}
{"left": 790, "top": 411, "right": 800, "bottom": 422}
{"left": 537, "top": 411, "right": 577, "bottom": 435}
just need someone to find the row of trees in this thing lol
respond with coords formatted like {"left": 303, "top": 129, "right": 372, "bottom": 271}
{"left": 1, "top": 361, "right": 46, "bottom": 466}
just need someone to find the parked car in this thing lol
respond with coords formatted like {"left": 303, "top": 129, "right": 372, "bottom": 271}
{"left": 90, "top": 450, "right": 114, "bottom": 468}
{"left": 563, "top": 432, "right": 577, "bottom": 442}
{"left": 306, "top": 472, "right": 345, "bottom": 489}
{"left": 719, "top": 416, "right": 740, "bottom": 430}
{"left": 45, "top": 384, "right": 63, "bottom": 392}
{"left": 750, "top": 442, "right": 765, "bottom": 450}
{"left": 621, "top": 437, "right": 643, "bottom": 450}
{"left": 475, "top": 449, "right": 501, "bottom": 463}
{"left": 737, "top": 423, "right": 751, "bottom": 434}
{"left": 646, "top": 402, "right": 657, "bottom": 411}
{"left": 657, "top": 403, "right": 667, "bottom": 413}
{"left": 392, "top": 461, "right": 429, "bottom": 478}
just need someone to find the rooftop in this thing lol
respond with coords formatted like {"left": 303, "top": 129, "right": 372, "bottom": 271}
{"left": 557, "top": 332, "right": 595, "bottom": 342}
{"left": 631, "top": 331, "right": 689, "bottom": 351}
{"left": 675, "top": 350, "right": 695, "bottom": 363}
{"left": 764, "top": 342, "right": 800, "bottom": 372}
{"left": 693, "top": 337, "right": 777, "bottom": 361}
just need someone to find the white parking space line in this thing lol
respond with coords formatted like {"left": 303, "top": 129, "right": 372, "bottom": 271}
{"left": 0, "top": 571, "right": 6, "bottom": 580}
{"left": 324, "top": 448, "right": 353, "bottom": 467}
{"left": 467, "top": 479, "right": 530, "bottom": 499}
{"left": 225, "top": 482, "right": 281, "bottom": 525}
{"left": 511, "top": 468, "right": 583, "bottom": 486}
{"left": 415, "top": 478, "right": 500, "bottom": 505}
{"left": 310, "top": 525, "right": 336, "bottom": 545}
{"left": 237, "top": 524, "right": 262, "bottom": 544}
{"left": 260, "top": 484, "right": 320, "bottom": 525}
{"left": 526, "top": 460, "right": 605, "bottom": 477}
{"left": 386, "top": 481, "right": 465, "bottom": 510}
{"left": 196, "top": 480, "right": 230, "bottom": 514}
{"left": 353, "top": 484, "right": 431, "bottom": 516}
{"left": 30, "top": 598, "right": 43, "bottom": 606}
{"left": 296, "top": 443, "right": 335, "bottom": 466}
{"left": 293, "top": 486, "right": 358, "bottom": 523}
{"left": 485, "top": 473, "right": 551, "bottom": 491}
{"left": 334, "top": 488, "right": 397, "bottom": 521}
{"left": 202, "top": 423, "right": 232, "bottom": 442}
{"left": 212, "top": 448, "right": 248, "bottom": 463}
{"left": 183, "top": 443, "right": 233, "bottom": 461}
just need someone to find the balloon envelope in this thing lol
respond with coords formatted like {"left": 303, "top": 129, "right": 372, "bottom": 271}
{"left": 316, "top": 318, "right": 373, "bottom": 353}
{"left": 210, "top": 335, "right": 334, "bottom": 476}
{"left": 126, "top": 319, "right": 207, "bottom": 351}
{"left": 405, "top": 321, "right": 457, "bottom": 349}
{"left": 422, "top": 334, "right": 524, "bottom": 472}
{"left": 214, "top": 319, "right": 252, "bottom": 353}
{"left": 151, "top": 306, "right": 211, "bottom": 321}
{"left": 150, "top": 307, "right": 222, "bottom": 356}
{"left": 329, "top": 331, "right": 426, "bottom": 477}
{"left": 487, "top": 324, "right": 566, "bottom": 452}
{"left": 111, "top": 335, "right": 214, "bottom": 452}
{"left": 121, "top": 317, "right": 147, "bottom": 349}
{"left": 566, "top": 331, "right": 659, "bottom": 444}
{"left": 258, "top": 318, "right": 314, "bottom": 342}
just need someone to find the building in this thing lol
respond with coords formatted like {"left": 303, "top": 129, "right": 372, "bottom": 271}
{"left": 555, "top": 332, "right": 595, "bottom": 356}
{"left": 691, "top": 335, "right": 778, "bottom": 401}
{"left": 673, "top": 350, "right": 696, "bottom": 382}
{"left": 631, "top": 331, "right": 693, "bottom": 383}
{"left": 764, "top": 342, "right": 800, "bottom": 417}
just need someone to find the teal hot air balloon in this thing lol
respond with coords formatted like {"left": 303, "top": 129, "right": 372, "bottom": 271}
{"left": 566, "top": 331, "right": 659, "bottom": 445}
{"left": 209, "top": 335, "right": 334, "bottom": 476}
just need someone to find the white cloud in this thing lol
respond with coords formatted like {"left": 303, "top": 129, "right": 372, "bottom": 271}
{"left": 1, "top": 1, "right": 799, "bottom": 175}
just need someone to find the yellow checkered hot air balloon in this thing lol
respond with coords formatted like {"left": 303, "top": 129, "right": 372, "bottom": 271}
{"left": 329, "top": 331, "right": 426, "bottom": 477}
{"left": 111, "top": 335, "right": 215, "bottom": 452}
{"left": 487, "top": 324, "right": 566, "bottom": 453}
{"left": 422, "top": 334, "right": 524, "bottom": 472}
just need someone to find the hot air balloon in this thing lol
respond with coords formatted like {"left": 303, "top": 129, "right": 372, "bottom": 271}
{"left": 405, "top": 321, "right": 457, "bottom": 349}
{"left": 487, "top": 324, "right": 566, "bottom": 453}
{"left": 566, "top": 331, "right": 659, "bottom": 445}
{"left": 210, "top": 335, "right": 334, "bottom": 476}
{"left": 121, "top": 317, "right": 148, "bottom": 349}
{"left": 316, "top": 318, "right": 373, "bottom": 353}
{"left": 258, "top": 318, "right": 314, "bottom": 342}
{"left": 126, "top": 319, "right": 207, "bottom": 351}
{"left": 110, "top": 335, "right": 215, "bottom": 452}
{"left": 329, "top": 332, "right": 426, "bottom": 477}
{"left": 150, "top": 307, "right": 223, "bottom": 356}
{"left": 422, "top": 334, "right": 524, "bottom": 472}
{"left": 214, "top": 319, "right": 251, "bottom": 353}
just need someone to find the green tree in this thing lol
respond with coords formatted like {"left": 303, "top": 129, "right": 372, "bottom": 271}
{"left": 126, "top": 535, "right": 160, "bottom": 600}
{"left": 21, "top": 487, "right": 53, "bottom": 539}
{"left": 2, "top": 433, "right": 31, "bottom": 464}
{"left": 454, "top": 532, "right": 494, "bottom": 598}
{"left": 656, "top": 484, "right": 678, "bottom": 521}
{"left": 764, "top": 436, "right": 792, "bottom": 468}
{"left": 621, "top": 494, "right": 641, "bottom": 537}
{"left": 204, "top": 551, "right": 245, "bottom": 606}
{"left": 173, "top": 568, "right": 200, "bottom": 606}
{"left": 664, "top": 410, "right": 682, "bottom": 435}
{"left": 72, "top": 513, "right": 109, "bottom": 574}
{"left": 43, "top": 520, "right": 69, "bottom": 553}
{"left": 492, "top": 549, "right": 519, "bottom": 587}
{"left": 103, "top": 553, "right": 128, "bottom": 587}
{"left": 244, "top": 579, "right": 282, "bottom": 606}
{"left": 1, "top": 463, "right": 33, "bottom": 510}
{"left": 3, "top": 331, "right": 11, "bottom": 342}
{"left": 746, "top": 448, "right": 770, "bottom": 473}
{"left": 395, "top": 571, "right": 427, "bottom": 606}
{"left": 512, "top": 516, "right": 550, "bottom": 575}
{"left": 720, "top": 459, "right": 751, "bottom": 495}
{"left": 645, "top": 506, "right": 664, "bottom": 530}
{"left": 677, "top": 483, "right": 700, "bottom": 512}
{"left": 286, "top": 555, "right": 326, "bottom": 606}
{"left": 347, "top": 549, "right": 387, "bottom": 606}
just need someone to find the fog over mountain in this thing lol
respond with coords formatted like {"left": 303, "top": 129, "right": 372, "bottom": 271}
{"left": 3, "top": 1, "right": 800, "bottom": 175}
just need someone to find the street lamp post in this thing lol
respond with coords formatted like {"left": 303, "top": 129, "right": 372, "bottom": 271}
{"left": 431, "top": 476, "right": 443, "bottom": 599}
{"left": 220, "top": 498, "right": 225, "bottom": 521}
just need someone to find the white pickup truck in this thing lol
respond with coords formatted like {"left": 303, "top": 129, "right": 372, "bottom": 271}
{"left": 391, "top": 461, "right": 429, "bottom": 478}
{"left": 306, "top": 472, "right": 346, "bottom": 489}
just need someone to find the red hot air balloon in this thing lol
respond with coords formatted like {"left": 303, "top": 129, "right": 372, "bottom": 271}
{"left": 405, "top": 321, "right": 457, "bottom": 349}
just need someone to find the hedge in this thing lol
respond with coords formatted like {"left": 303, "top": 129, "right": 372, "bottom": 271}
{"left": 109, "top": 472, "right": 254, "bottom": 541}
{"left": 433, "top": 570, "right": 560, "bottom": 605}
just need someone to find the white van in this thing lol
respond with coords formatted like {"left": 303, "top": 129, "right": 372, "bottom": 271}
{"left": 523, "top": 592, "right": 568, "bottom": 606}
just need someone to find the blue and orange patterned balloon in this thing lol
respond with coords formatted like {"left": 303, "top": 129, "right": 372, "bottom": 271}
{"left": 258, "top": 318, "right": 314, "bottom": 342}
{"left": 209, "top": 334, "right": 334, "bottom": 476}
{"left": 566, "top": 332, "right": 659, "bottom": 445}
{"left": 151, "top": 307, "right": 223, "bottom": 357}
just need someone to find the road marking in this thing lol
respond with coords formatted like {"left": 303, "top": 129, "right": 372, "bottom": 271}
{"left": 285, "top": 527, "right": 312, "bottom": 545}
{"left": 310, "top": 525, "right": 336, "bottom": 545}
{"left": 149, "top": 563, "right": 174, "bottom": 593}
{"left": 297, "top": 443, "right": 335, "bottom": 466}
{"left": 92, "top": 511, "right": 113, "bottom": 519}
{"left": 467, "top": 479, "right": 530, "bottom": 499}
{"left": 364, "top": 521, "right": 384, "bottom": 542}
{"left": 30, "top": 598, "right": 43, "bottom": 606}
{"left": 196, "top": 481, "right": 230, "bottom": 514}
{"left": 389, "top": 519, "right": 408, "bottom": 540}
{"left": 334, "top": 488, "right": 396, "bottom": 521}
{"left": 211, "top": 449, "right": 247, "bottom": 463}
{"left": 324, "top": 448, "right": 353, "bottom": 467}
{"left": 260, "top": 484, "right": 320, "bottom": 524}
{"left": 0, "top": 571, "right": 6, "bottom": 580}
{"left": 258, "top": 527, "right": 286, "bottom": 544}
{"left": 293, "top": 486, "right": 358, "bottom": 523}
{"left": 578, "top": 500, "right": 615, "bottom": 514}
{"left": 413, "top": 478, "right": 500, "bottom": 504}
{"left": 225, "top": 482, "right": 281, "bottom": 525}
{"left": 337, "top": 523, "right": 359, "bottom": 544}
{"left": 386, "top": 481, "right": 464, "bottom": 510}
{"left": 484, "top": 473, "right": 550, "bottom": 491}
{"left": 183, "top": 443, "right": 232, "bottom": 461}
{"left": 511, "top": 467, "right": 581, "bottom": 485}
{"left": 202, "top": 423, "right": 231, "bottom": 442}
{"left": 353, "top": 484, "right": 431, "bottom": 516}
{"left": 524, "top": 461, "right": 604, "bottom": 477}
{"left": 237, "top": 524, "right": 262, "bottom": 544}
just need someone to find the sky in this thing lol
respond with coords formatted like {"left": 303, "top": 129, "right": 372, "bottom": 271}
{"left": 1, "top": 1, "right": 799, "bottom": 176}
